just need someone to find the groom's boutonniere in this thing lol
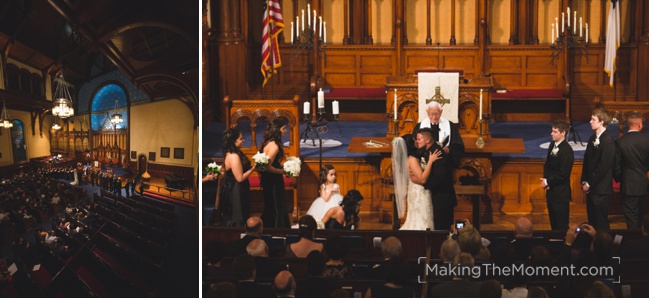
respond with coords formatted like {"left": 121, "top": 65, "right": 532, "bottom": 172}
{"left": 420, "top": 157, "right": 426, "bottom": 165}
{"left": 593, "top": 138, "right": 600, "bottom": 148}
{"left": 551, "top": 146, "right": 559, "bottom": 156}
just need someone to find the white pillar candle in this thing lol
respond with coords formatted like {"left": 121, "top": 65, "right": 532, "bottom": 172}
{"left": 555, "top": 18, "right": 559, "bottom": 37}
{"left": 585, "top": 23, "right": 589, "bottom": 43}
{"left": 394, "top": 89, "right": 398, "bottom": 120}
{"left": 551, "top": 23, "right": 555, "bottom": 44}
{"left": 580, "top": 17, "right": 583, "bottom": 38}
{"left": 324, "top": 22, "right": 327, "bottom": 43}
{"left": 567, "top": 7, "right": 570, "bottom": 26}
{"left": 296, "top": 16, "right": 300, "bottom": 37}
{"left": 479, "top": 89, "right": 483, "bottom": 120}
{"left": 303, "top": 101, "right": 310, "bottom": 114}
{"left": 319, "top": 16, "right": 323, "bottom": 39}
{"left": 318, "top": 88, "right": 325, "bottom": 108}
{"left": 574, "top": 11, "right": 577, "bottom": 34}
{"left": 313, "top": 11, "right": 316, "bottom": 33}
{"left": 291, "top": 22, "right": 294, "bottom": 44}
{"left": 332, "top": 101, "right": 339, "bottom": 115}
{"left": 561, "top": 13, "right": 564, "bottom": 33}
{"left": 302, "top": 10, "right": 305, "bottom": 33}
{"left": 307, "top": 4, "right": 311, "bottom": 27}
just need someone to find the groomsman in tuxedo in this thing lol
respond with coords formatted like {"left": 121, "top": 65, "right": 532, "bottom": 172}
{"left": 581, "top": 109, "right": 615, "bottom": 230}
{"left": 412, "top": 101, "right": 465, "bottom": 168}
{"left": 541, "top": 119, "right": 574, "bottom": 231}
{"left": 614, "top": 112, "right": 649, "bottom": 229}
{"left": 417, "top": 128, "right": 457, "bottom": 230}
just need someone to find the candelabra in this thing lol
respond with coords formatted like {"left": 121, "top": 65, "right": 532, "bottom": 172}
{"left": 550, "top": 7, "right": 589, "bottom": 65}
{"left": 288, "top": 6, "right": 327, "bottom": 65}
{"left": 301, "top": 91, "right": 340, "bottom": 171}
{"left": 476, "top": 120, "right": 485, "bottom": 149}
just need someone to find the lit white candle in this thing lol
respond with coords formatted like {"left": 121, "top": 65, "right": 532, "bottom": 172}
{"left": 317, "top": 88, "right": 325, "bottom": 108}
{"left": 394, "top": 89, "right": 398, "bottom": 120}
{"left": 580, "top": 17, "right": 583, "bottom": 38}
{"left": 555, "top": 18, "right": 559, "bottom": 37}
{"left": 303, "top": 101, "right": 310, "bottom": 114}
{"left": 561, "top": 13, "right": 564, "bottom": 33}
{"left": 567, "top": 7, "right": 570, "bottom": 26}
{"left": 313, "top": 10, "right": 316, "bottom": 33}
{"left": 332, "top": 101, "right": 339, "bottom": 115}
{"left": 319, "top": 16, "right": 323, "bottom": 39}
{"left": 479, "top": 89, "right": 483, "bottom": 120}
{"left": 324, "top": 22, "right": 327, "bottom": 43}
{"left": 296, "top": 16, "right": 300, "bottom": 38}
{"left": 551, "top": 23, "right": 555, "bottom": 44}
{"left": 302, "top": 10, "right": 305, "bottom": 33}
{"left": 574, "top": 11, "right": 577, "bottom": 34}
{"left": 585, "top": 23, "right": 589, "bottom": 43}
{"left": 291, "top": 22, "right": 294, "bottom": 44}
{"left": 307, "top": 4, "right": 311, "bottom": 27}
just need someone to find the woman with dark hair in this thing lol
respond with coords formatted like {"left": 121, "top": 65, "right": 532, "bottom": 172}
{"left": 285, "top": 215, "right": 323, "bottom": 258}
{"left": 322, "top": 189, "right": 364, "bottom": 229}
{"left": 220, "top": 128, "right": 256, "bottom": 226}
{"left": 260, "top": 118, "right": 291, "bottom": 228}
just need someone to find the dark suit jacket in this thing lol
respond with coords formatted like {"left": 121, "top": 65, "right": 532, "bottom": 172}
{"left": 621, "top": 236, "right": 649, "bottom": 258}
{"left": 614, "top": 131, "right": 649, "bottom": 196}
{"left": 581, "top": 131, "right": 615, "bottom": 195}
{"left": 236, "top": 281, "right": 274, "bottom": 298}
{"left": 225, "top": 235, "right": 259, "bottom": 257}
{"left": 423, "top": 142, "right": 457, "bottom": 206}
{"left": 295, "top": 277, "right": 335, "bottom": 298}
{"left": 543, "top": 140, "right": 574, "bottom": 203}
{"left": 413, "top": 120, "right": 465, "bottom": 168}
{"left": 253, "top": 256, "right": 285, "bottom": 279}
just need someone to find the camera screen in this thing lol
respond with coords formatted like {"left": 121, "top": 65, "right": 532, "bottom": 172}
{"left": 456, "top": 222, "right": 464, "bottom": 229}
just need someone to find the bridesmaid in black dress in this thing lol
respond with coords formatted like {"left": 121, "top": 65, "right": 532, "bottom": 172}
{"left": 220, "top": 128, "right": 256, "bottom": 226}
{"left": 322, "top": 189, "right": 364, "bottom": 230}
{"left": 259, "top": 118, "right": 291, "bottom": 228}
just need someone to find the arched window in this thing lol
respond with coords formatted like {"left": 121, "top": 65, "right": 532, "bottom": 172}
{"left": 91, "top": 84, "right": 128, "bottom": 131}
{"left": 10, "top": 120, "right": 27, "bottom": 162}
{"left": 19, "top": 70, "right": 31, "bottom": 93}
{"left": 31, "top": 74, "right": 43, "bottom": 96}
{"left": 6, "top": 64, "right": 19, "bottom": 90}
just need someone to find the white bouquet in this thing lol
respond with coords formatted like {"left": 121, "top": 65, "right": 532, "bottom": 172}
{"left": 205, "top": 162, "right": 222, "bottom": 176}
{"left": 252, "top": 152, "right": 269, "bottom": 169}
{"left": 283, "top": 156, "right": 301, "bottom": 177}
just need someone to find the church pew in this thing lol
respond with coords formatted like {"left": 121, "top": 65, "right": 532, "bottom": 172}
{"left": 97, "top": 193, "right": 172, "bottom": 231}
{"left": 39, "top": 265, "right": 97, "bottom": 297}
{"left": 131, "top": 194, "right": 176, "bottom": 212}
{"left": 120, "top": 196, "right": 174, "bottom": 219}
{"left": 93, "top": 202, "right": 169, "bottom": 245}
{"left": 101, "top": 221, "right": 166, "bottom": 264}
{"left": 93, "top": 233, "right": 161, "bottom": 288}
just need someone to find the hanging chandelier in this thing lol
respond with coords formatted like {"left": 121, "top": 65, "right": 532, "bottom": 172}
{"left": 52, "top": 117, "right": 61, "bottom": 130}
{"left": 52, "top": 73, "right": 74, "bottom": 118}
{"left": 110, "top": 99, "right": 123, "bottom": 125}
{"left": 0, "top": 100, "right": 13, "bottom": 129}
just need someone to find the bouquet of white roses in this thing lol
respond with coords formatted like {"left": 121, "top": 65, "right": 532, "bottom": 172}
{"left": 283, "top": 156, "right": 302, "bottom": 177}
{"left": 205, "top": 162, "right": 222, "bottom": 176}
{"left": 252, "top": 152, "right": 269, "bottom": 169}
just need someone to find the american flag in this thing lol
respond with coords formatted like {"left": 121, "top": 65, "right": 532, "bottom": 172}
{"left": 261, "top": 0, "right": 284, "bottom": 87}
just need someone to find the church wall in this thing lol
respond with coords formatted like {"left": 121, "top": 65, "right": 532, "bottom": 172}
{"left": 0, "top": 110, "right": 52, "bottom": 166}
{"left": 130, "top": 99, "right": 196, "bottom": 168}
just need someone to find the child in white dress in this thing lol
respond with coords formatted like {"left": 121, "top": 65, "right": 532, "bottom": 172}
{"left": 306, "top": 165, "right": 343, "bottom": 224}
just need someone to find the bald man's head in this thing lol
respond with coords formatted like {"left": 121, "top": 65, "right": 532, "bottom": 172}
{"left": 514, "top": 217, "right": 533, "bottom": 238}
{"left": 246, "top": 239, "right": 268, "bottom": 257}
{"left": 381, "top": 236, "right": 402, "bottom": 259}
{"left": 273, "top": 271, "right": 295, "bottom": 296}
{"left": 245, "top": 216, "right": 263, "bottom": 236}
{"left": 627, "top": 112, "right": 644, "bottom": 131}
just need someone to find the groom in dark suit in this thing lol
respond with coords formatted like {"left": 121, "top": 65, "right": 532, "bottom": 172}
{"left": 581, "top": 109, "right": 615, "bottom": 230}
{"left": 614, "top": 112, "right": 649, "bottom": 229}
{"left": 416, "top": 128, "right": 456, "bottom": 230}
{"left": 541, "top": 119, "right": 574, "bottom": 231}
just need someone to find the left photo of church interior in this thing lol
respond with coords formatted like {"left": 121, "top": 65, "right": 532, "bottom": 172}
{"left": 0, "top": 1, "right": 198, "bottom": 297}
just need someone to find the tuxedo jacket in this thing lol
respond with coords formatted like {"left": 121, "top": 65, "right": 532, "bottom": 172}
{"left": 423, "top": 142, "right": 457, "bottom": 206}
{"left": 543, "top": 140, "right": 574, "bottom": 203}
{"left": 413, "top": 120, "right": 465, "bottom": 168}
{"left": 614, "top": 131, "right": 649, "bottom": 196}
{"left": 581, "top": 131, "right": 615, "bottom": 195}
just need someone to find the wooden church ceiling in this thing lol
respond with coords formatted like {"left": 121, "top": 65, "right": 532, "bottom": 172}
{"left": 0, "top": 0, "right": 198, "bottom": 112}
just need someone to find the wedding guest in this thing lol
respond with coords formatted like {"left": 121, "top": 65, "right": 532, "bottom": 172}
{"left": 322, "top": 189, "right": 364, "bottom": 230}
{"left": 221, "top": 128, "right": 256, "bottom": 227}
{"left": 259, "top": 118, "right": 290, "bottom": 228}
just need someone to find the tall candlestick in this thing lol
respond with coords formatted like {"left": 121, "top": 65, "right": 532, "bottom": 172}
{"left": 393, "top": 89, "right": 398, "bottom": 120}
{"left": 574, "top": 11, "right": 577, "bottom": 34}
{"left": 319, "top": 16, "right": 323, "bottom": 39}
{"left": 585, "top": 23, "right": 589, "bottom": 43}
{"left": 313, "top": 11, "right": 316, "bottom": 33}
{"left": 479, "top": 89, "right": 483, "bottom": 120}
{"left": 555, "top": 18, "right": 559, "bottom": 37}
{"left": 318, "top": 88, "right": 325, "bottom": 108}
{"left": 302, "top": 10, "right": 305, "bottom": 33}
{"left": 579, "top": 17, "right": 583, "bottom": 38}
{"left": 551, "top": 23, "right": 555, "bottom": 44}
{"left": 307, "top": 4, "right": 311, "bottom": 27}
{"left": 567, "top": 7, "right": 570, "bottom": 26}
{"left": 296, "top": 16, "right": 300, "bottom": 38}
{"left": 561, "top": 13, "right": 564, "bottom": 33}
{"left": 291, "top": 22, "right": 294, "bottom": 44}
{"left": 324, "top": 22, "right": 327, "bottom": 44}
{"left": 332, "top": 101, "right": 339, "bottom": 115}
{"left": 303, "top": 101, "right": 310, "bottom": 114}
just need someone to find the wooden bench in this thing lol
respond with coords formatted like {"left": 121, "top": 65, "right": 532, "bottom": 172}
{"left": 222, "top": 95, "right": 301, "bottom": 222}
{"left": 491, "top": 88, "right": 569, "bottom": 121}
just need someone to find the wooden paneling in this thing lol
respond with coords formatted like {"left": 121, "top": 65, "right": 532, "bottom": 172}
{"left": 326, "top": 73, "right": 357, "bottom": 86}
{"left": 490, "top": 56, "right": 522, "bottom": 70}
{"left": 322, "top": 47, "right": 396, "bottom": 88}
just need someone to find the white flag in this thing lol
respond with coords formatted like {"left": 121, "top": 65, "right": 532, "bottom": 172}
{"left": 604, "top": 0, "right": 620, "bottom": 87}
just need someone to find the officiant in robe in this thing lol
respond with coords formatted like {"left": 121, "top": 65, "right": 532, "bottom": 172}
{"left": 412, "top": 101, "right": 465, "bottom": 169}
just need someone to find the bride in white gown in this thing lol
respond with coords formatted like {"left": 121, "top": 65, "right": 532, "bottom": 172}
{"left": 393, "top": 135, "right": 441, "bottom": 230}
